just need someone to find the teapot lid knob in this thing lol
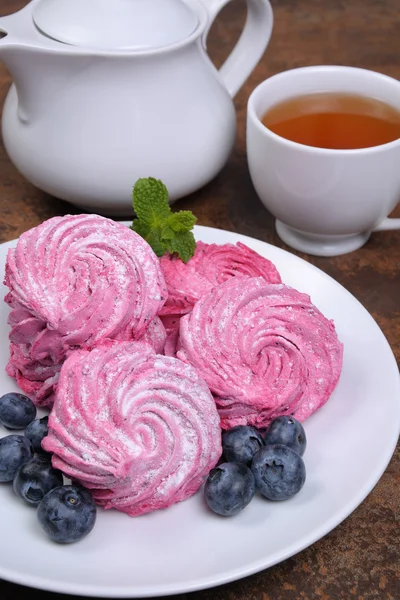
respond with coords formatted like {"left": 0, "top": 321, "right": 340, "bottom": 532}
{"left": 32, "top": 0, "right": 199, "bottom": 51}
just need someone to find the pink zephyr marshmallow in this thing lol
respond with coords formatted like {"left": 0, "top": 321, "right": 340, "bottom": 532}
{"left": 178, "top": 276, "right": 343, "bottom": 429}
{"left": 159, "top": 240, "right": 282, "bottom": 317}
{"left": 42, "top": 341, "right": 222, "bottom": 516}
{"left": 4, "top": 214, "right": 167, "bottom": 406}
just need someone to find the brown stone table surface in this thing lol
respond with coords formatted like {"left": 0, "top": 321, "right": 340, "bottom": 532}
{"left": 0, "top": 0, "right": 399, "bottom": 599}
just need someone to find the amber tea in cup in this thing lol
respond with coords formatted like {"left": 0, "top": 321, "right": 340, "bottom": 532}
{"left": 247, "top": 66, "right": 400, "bottom": 256}
{"left": 261, "top": 93, "right": 400, "bottom": 150}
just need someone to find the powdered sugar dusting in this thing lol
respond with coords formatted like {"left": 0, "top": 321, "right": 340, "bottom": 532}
{"left": 159, "top": 241, "right": 282, "bottom": 355}
{"left": 178, "top": 276, "right": 343, "bottom": 429}
{"left": 43, "top": 341, "right": 221, "bottom": 516}
{"left": 4, "top": 215, "right": 167, "bottom": 406}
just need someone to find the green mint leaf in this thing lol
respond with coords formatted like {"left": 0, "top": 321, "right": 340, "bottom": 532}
{"left": 145, "top": 230, "right": 165, "bottom": 257}
{"left": 165, "top": 231, "right": 196, "bottom": 263}
{"left": 131, "top": 219, "right": 150, "bottom": 239}
{"left": 132, "top": 178, "right": 171, "bottom": 227}
{"left": 130, "top": 177, "right": 197, "bottom": 262}
{"left": 167, "top": 211, "right": 197, "bottom": 233}
{"left": 160, "top": 224, "right": 175, "bottom": 241}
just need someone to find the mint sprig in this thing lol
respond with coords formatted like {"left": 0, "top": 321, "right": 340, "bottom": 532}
{"left": 131, "top": 178, "right": 197, "bottom": 263}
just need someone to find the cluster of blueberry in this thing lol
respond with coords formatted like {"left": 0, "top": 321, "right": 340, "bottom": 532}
{"left": 204, "top": 416, "right": 307, "bottom": 516}
{"left": 0, "top": 392, "right": 96, "bottom": 543}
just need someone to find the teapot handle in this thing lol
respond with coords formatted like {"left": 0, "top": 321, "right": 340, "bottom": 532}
{"left": 200, "top": 0, "right": 273, "bottom": 98}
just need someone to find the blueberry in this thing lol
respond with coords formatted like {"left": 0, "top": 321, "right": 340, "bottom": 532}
{"left": 37, "top": 485, "right": 97, "bottom": 543}
{"left": 204, "top": 462, "right": 255, "bottom": 516}
{"left": 222, "top": 425, "right": 264, "bottom": 466}
{"left": 24, "top": 416, "right": 49, "bottom": 454}
{"left": 13, "top": 456, "right": 63, "bottom": 506}
{"left": 0, "top": 393, "right": 36, "bottom": 430}
{"left": 251, "top": 444, "right": 306, "bottom": 501}
{"left": 264, "top": 416, "right": 307, "bottom": 456}
{"left": 0, "top": 435, "right": 34, "bottom": 482}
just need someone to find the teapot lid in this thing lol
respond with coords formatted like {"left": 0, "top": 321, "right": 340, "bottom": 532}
{"left": 32, "top": 0, "right": 199, "bottom": 51}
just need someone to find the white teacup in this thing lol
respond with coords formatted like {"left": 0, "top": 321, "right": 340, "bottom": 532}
{"left": 246, "top": 66, "right": 400, "bottom": 256}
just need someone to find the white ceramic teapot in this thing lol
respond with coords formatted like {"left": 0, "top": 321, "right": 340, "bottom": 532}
{"left": 0, "top": 0, "right": 273, "bottom": 215}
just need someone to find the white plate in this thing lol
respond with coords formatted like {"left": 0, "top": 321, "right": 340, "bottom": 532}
{"left": 0, "top": 225, "right": 399, "bottom": 598}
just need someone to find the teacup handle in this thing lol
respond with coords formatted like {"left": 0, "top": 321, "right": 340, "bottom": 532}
{"left": 373, "top": 218, "right": 400, "bottom": 231}
{"left": 200, "top": 0, "right": 273, "bottom": 98}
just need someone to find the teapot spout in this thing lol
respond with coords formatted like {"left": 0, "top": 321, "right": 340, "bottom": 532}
{"left": 1, "top": 43, "right": 95, "bottom": 124}
{"left": 0, "top": 11, "right": 94, "bottom": 124}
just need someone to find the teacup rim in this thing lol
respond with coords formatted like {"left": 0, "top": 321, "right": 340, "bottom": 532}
{"left": 247, "top": 65, "right": 400, "bottom": 155}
